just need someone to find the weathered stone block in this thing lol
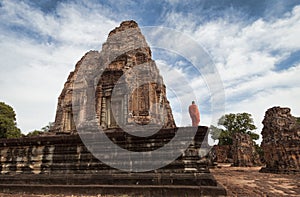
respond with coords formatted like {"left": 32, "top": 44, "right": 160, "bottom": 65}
{"left": 260, "top": 106, "right": 300, "bottom": 174}
{"left": 212, "top": 145, "right": 232, "bottom": 163}
{"left": 232, "top": 133, "right": 261, "bottom": 167}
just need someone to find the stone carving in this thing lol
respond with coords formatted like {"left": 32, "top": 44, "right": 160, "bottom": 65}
{"left": 232, "top": 133, "right": 261, "bottom": 167}
{"left": 260, "top": 106, "right": 300, "bottom": 174}
{"left": 52, "top": 20, "right": 176, "bottom": 134}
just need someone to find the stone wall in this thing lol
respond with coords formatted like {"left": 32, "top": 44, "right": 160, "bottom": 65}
{"left": 212, "top": 134, "right": 261, "bottom": 166}
{"left": 0, "top": 126, "right": 226, "bottom": 195}
{"left": 0, "top": 127, "right": 208, "bottom": 174}
{"left": 232, "top": 133, "right": 261, "bottom": 167}
{"left": 212, "top": 145, "right": 232, "bottom": 163}
{"left": 0, "top": 127, "right": 208, "bottom": 175}
{"left": 260, "top": 106, "right": 300, "bottom": 174}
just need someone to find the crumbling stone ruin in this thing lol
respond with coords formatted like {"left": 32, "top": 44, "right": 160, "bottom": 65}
{"left": 260, "top": 106, "right": 300, "bottom": 174}
{"left": 232, "top": 133, "right": 261, "bottom": 167}
{"left": 212, "top": 145, "right": 232, "bottom": 163}
{"left": 0, "top": 21, "right": 226, "bottom": 196}
{"left": 52, "top": 20, "right": 175, "bottom": 134}
{"left": 212, "top": 134, "right": 261, "bottom": 167}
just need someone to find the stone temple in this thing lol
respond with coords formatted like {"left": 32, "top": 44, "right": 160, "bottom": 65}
{"left": 0, "top": 21, "right": 226, "bottom": 196}
{"left": 52, "top": 20, "right": 175, "bottom": 134}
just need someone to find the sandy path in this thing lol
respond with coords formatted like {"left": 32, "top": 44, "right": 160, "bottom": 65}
{"left": 210, "top": 165, "right": 300, "bottom": 197}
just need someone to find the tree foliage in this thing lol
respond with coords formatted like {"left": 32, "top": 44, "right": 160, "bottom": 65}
{"left": 0, "top": 102, "right": 22, "bottom": 138}
{"left": 296, "top": 117, "right": 300, "bottom": 125}
{"left": 41, "top": 122, "right": 54, "bottom": 132}
{"left": 26, "top": 122, "right": 54, "bottom": 137}
{"left": 26, "top": 130, "right": 43, "bottom": 137}
{"left": 210, "top": 112, "right": 259, "bottom": 145}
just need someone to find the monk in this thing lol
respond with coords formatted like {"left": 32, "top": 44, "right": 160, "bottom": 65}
{"left": 188, "top": 101, "right": 200, "bottom": 127}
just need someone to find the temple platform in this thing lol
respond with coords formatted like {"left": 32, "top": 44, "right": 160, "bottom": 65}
{"left": 0, "top": 126, "right": 226, "bottom": 196}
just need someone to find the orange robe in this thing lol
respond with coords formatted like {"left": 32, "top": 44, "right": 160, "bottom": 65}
{"left": 189, "top": 104, "right": 200, "bottom": 127}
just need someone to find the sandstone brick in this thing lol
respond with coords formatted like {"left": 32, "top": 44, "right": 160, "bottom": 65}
{"left": 260, "top": 106, "right": 300, "bottom": 174}
{"left": 232, "top": 133, "right": 261, "bottom": 167}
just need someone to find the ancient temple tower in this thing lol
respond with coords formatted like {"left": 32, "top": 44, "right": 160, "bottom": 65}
{"left": 260, "top": 107, "right": 300, "bottom": 173}
{"left": 52, "top": 20, "right": 176, "bottom": 133}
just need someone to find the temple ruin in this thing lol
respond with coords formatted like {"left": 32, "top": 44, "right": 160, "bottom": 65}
{"left": 52, "top": 20, "right": 175, "bottom": 134}
{"left": 231, "top": 133, "right": 261, "bottom": 167}
{"left": 212, "top": 133, "right": 261, "bottom": 167}
{"left": 260, "top": 106, "right": 300, "bottom": 174}
{"left": 0, "top": 21, "right": 226, "bottom": 196}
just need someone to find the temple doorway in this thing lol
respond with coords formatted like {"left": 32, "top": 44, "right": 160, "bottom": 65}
{"left": 106, "top": 96, "right": 123, "bottom": 128}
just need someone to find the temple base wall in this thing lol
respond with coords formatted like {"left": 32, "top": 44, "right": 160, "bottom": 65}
{"left": 0, "top": 126, "right": 226, "bottom": 196}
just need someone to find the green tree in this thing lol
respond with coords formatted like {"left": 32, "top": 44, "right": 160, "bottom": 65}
{"left": 296, "top": 117, "right": 300, "bottom": 124}
{"left": 26, "top": 122, "right": 54, "bottom": 137}
{"left": 26, "top": 130, "right": 42, "bottom": 137}
{"left": 41, "top": 122, "right": 54, "bottom": 132}
{"left": 210, "top": 112, "right": 259, "bottom": 145}
{"left": 0, "top": 102, "right": 22, "bottom": 138}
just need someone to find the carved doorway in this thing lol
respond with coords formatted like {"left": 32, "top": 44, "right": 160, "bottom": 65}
{"left": 106, "top": 96, "right": 123, "bottom": 128}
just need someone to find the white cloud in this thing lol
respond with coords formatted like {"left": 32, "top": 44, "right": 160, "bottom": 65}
{"left": 0, "top": 36, "right": 86, "bottom": 132}
{"left": 0, "top": 1, "right": 119, "bottom": 133}
{"left": 156, "top": 59, "right": 215, "bottom": 127}
{"left": 1, "top": 1, "right": 118, "bottom": 46}
{"left": 190, "top": 6, "right": 300, "bottom": 79}
{"left": 160, "top": 5, "right": 300, "bottom": 143}
{"left": 229, "top": 84, "right": 300, "bottom": 144}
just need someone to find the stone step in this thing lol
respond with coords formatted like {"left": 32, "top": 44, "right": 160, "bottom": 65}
{"left": 0, "top": 172, "right": 217, "bottom": 186}
{"left": 0, "top": 183, "right": 227, "bottom": 196}
{"left": 0, "top": 162, "right": 210, "bottom": 176}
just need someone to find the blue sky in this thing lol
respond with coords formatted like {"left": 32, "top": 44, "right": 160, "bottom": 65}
{"left": 1, "top": 0, "right": 300, "bottom": 143}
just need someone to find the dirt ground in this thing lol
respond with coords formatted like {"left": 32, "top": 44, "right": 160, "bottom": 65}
{"left": 210, "top": 164, "right": 300, "bottom": 197}
{"left": 0, "top": 165, "right": 299, "bottom": 196}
